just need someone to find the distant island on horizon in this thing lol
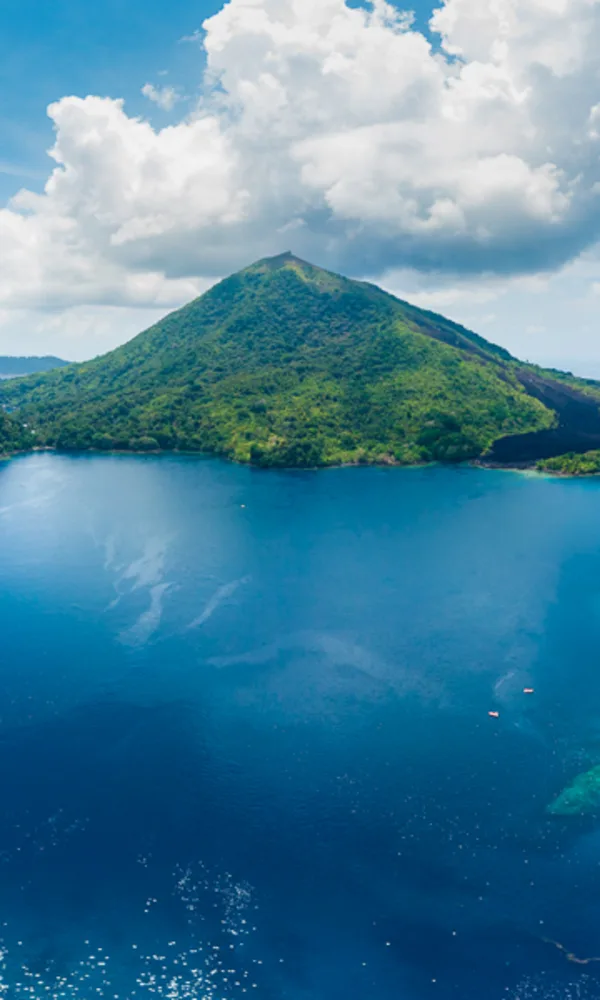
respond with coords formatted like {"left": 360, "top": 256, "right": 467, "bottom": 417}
{"left": 0, "top": 356, "right": 70, "bottom": 380}
{"left": 1, "top": 252, "right": 600, "bottom": 476}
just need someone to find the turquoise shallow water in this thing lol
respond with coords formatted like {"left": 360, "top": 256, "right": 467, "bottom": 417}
{"left": 1, "top": 454, "right": 600, "bottom": 998}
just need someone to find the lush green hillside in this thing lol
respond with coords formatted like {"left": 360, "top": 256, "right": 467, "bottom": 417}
{"left": 0, "top": 410, "right": 31, "bottom": 455}
{"left": 538, "top": 451, "right": 600, "bottom": 476}
{"left": 0, "top": 356, "right": 69, "bottom": 379}
{"left": 1, "top": 252, "right": 599, "bottom": 469}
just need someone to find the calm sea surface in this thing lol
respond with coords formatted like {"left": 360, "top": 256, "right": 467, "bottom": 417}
{"left": 1, "top": 454, "right": 600, "bottom": 999}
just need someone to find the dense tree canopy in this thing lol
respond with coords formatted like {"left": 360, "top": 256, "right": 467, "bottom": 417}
{"left": 0, "top": 411, "right": 31, "bottom": 455}
{"left": 538, "top": 452, "right": 600, "bottom": 476}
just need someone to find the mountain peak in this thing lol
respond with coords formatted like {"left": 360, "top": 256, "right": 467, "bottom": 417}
{"left": 268, "top": 250, "right": 300, "bottom": 265}
{"left": 248, "top": 251, "right": 313, "bottom": 273}
{"left": 242, "top": 251, "right": 350, "bottom": 294}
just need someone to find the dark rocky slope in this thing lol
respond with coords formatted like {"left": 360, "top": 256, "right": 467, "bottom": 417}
{"left": 488, "top": 372, "right": 600, "bottom": 463}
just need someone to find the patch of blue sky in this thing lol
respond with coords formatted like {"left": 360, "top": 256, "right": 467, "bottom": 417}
{"left": 348, "top": 0, "right": 435, "bottom": 32}
{"left": 0, "top": 0, "right": 215, "bottom": 199}
{"left": 0, "top": 0, "right": 437, "bottom": 202}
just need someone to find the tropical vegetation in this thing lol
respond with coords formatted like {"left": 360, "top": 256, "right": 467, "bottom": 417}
{"left": 1, "top": 253, "right": 599, "bottom": 470}
{"left": 0, "top": 411, "right": 31, "bottom": 456}
{"left": 537, "top": 452, "right": 600, "bottom": 476}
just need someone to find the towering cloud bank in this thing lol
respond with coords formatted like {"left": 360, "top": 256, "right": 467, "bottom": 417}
{"left": 2, "top": 0, "right": 600, "bottom": 312}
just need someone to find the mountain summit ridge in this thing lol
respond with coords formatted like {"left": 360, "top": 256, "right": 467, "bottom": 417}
{"left": 2, "top": 254, "right": 600, "bottom": 467}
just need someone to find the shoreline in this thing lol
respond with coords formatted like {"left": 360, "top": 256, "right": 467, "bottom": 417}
{"left": 2, "top": 444, "right": 598, "bottom": 479}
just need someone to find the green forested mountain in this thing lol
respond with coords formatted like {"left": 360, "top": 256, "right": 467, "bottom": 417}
{"left": 2, "top": 253, "right": 600, "bottom": 468}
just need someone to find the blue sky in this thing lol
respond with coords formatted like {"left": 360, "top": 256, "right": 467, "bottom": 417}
{"left": 0, "top": 0, "right": 434, "bottom": 202}
{"left": 0, "top": 0, "right": 220, "bottom": 201}
{"left": 1, "top": 0, "right": 600, "bottom": 373}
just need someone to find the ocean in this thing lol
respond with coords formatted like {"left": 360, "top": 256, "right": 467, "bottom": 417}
{"left": 1, "top": 453, "right": 600, "bottom": 999}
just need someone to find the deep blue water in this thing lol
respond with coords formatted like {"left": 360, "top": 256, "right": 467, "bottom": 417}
{"left": 2, "top": 455, "right": 600, "bottom": 998}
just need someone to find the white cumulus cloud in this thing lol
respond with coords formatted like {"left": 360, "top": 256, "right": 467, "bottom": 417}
{"left": 3, "top": 0, "right": 600, "bottom": 356}
{"left": 141, "top": 83, "right": 181, "bottom": 111}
